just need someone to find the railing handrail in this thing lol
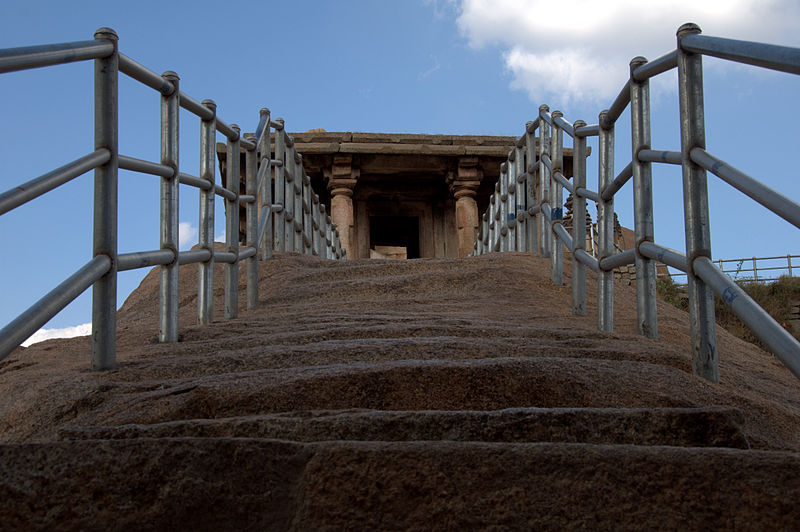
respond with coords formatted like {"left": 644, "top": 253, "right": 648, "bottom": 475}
{"left": 472, "top": 23, "right": 800, "bottom": 383}
{"left": 663, "top": 253, "right": 799, "bottom": 284}
{"left": 0, "top": 28, "right": 345, "bottom": 367}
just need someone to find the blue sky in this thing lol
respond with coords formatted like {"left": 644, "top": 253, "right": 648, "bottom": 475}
{"left": 1, "top": 0, "right": 798, "bottom": 343}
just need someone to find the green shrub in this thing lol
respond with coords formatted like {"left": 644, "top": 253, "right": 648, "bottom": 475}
{"left": 656, "top": 275, "right": 800, "bottom": 349}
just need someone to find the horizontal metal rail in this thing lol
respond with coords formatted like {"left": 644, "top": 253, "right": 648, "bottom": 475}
{"left": 599, "top": 249, "right": 636, "bottom": 271}
{"left": 118, "top": 249, "right": 175, "bottom": 271}
{"left": 553, "top": 223, "right": 573, "bottom": 250}
{"left": 216, "top": 117, "right": 239, "bottom": 141}
{"left": 239, "top": 247, "right": 257, "bottom": 260}
{"left": 680, "top": 33, "right": 800, "bottom": 76}
{"left": 179, "top": 249, "right": 212, "bottom": 265}
{"left": 693, "top": 257, "right": 800, "bottom": 379}
{"left": 639, "top": 242, "right": 689, "bottom": 272}
{"left": 576, "top": 187, "right": 599, "bottom": 203}
{"left": 214, "top": 251, "right": 237, "bottom": 264}
{"left": 0, "top": 149, "right": 109, "bottom": 215}
{"left": 601, "top": 80, "right": 631, "bottom": 129}
{"left": 118, "top": 54, "right": 174, "bottom": 95}
{"left": 553, "top": 171, "right": 573, "bottom": 193}
{"left": 541, "top": 154, "right": 552, "bottom": 172}
{"left": 552, "top": 114, "right": 574, "bottom": 138}
{"left": 0, "top": 40, "right": 113, "bottom": 74}
{"left": 600, "top": 161, "right": 633, "bottom": 202}
{"left": 638, "top": 149, "right": 682, "bottom": 165}
{"left": 632, "top": 50, "right": 678, "bottom": 82}
{"left": 575, "top": 124, "right": 600, "bottom": 137}
{"left": 690, "top": 147, "right": 800, "bottom": 229}
{"left": 0, "top": 255, "right": 110, "bottom": 361}
{"left": 215, "top": 184, "right": 237, "bottom": 202}
{"left": 179, "top": 92, "right": 214, "bottom": 121}
{"left": 178, "top": 172, "right": 212, "bottom": 191}
{"left": 119, "top": 154, "right": 173, "bottom": 177}
{"left": 575, "top": 249, "right": 600, "bottom": 273}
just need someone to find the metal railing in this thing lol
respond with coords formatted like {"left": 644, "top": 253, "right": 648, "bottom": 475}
{"left": 472, "top": 23, "right": 800, "bottom": 382}
{"left": 0, "top": 28, "right": 344, "bottom": 368}
{"left": 663, "top": 254, "right": 799, "bottom": 285}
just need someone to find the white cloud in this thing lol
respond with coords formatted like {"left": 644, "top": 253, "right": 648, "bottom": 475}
{"left": 419, "top": 55, "right": 442, "bottom": 80}
{"left": 454, "top": 0, "right": 800, "bottom": 104}
{"left": 424, "top": 0, "right": 458, "bottom": 19}
{"left": 22, "top": 322, "right": 91, "bottom": 347}
{"left": 178, "top": 222, "right": 198, "bottom": 249}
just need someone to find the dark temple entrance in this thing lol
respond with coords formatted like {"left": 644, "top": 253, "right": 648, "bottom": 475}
{"left": 369, "top": 216, "right": 420, "bottom": 259}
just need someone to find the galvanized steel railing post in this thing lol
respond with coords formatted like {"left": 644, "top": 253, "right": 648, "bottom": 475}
{"left": 630, "top": 56, "right": 658, "bottom": 339}
{"left": 273, "top": 120, "right": 286, "bottom": 251}
{"left": 678, "top": 23, "right": 719, "bottom": 382}
{"left": 572, "top": 119, "right": 587, "bottom": 316}
{"left": 159, "top": 71, "right": 180, "bottom": 343}
{"left": 318, "top": 204, "right": 327, "bottom": 257}
{"left": 332, "top": 223, "right": 340, "bottom": 258}
{"left": 294, "top": 152, "right": 304, "bottom": 253}
{"left": 506, "top": 152, "right": 517, "bottom": 250}
{"left": 499, "top": 163, "right": 508, "bottom": 251}
{"left": 491, "top": 189, "right": 499, "bottom": 252}
{"left": 245, "top": 134, "right": 258, "bottom": 310}
{"left": 514, "top": 139, "right": 526, "bottom": 251}
{"left": 550, "top": 110, "right": 564, "bottom": 285}
{"left": 478, "top": 210, "right": 494, "bottom": 255}
{"left": 312, "top": 193, "right": 321, "bottom": 255}
{"left": 525, "top": 121, "right": 538, "bottom": 254}
{"left": 538, "top": 105, "right": 551, "bottom": 258}
{"left": 258, "top": 108, "right": 273, "bottom": 260}
{"left": 198, "top": 99, "right": 216, "bottom": 324}
{"left": 224, "top": 126, "right": 241, "bottom": 319}
{"left": 284, "top": 137, "right": 296, "bottom": 251}
{"left": 597, "top": 110, "right": 615, "bottom": 332}
{"left": 302, "top": 175, "right": 312, "bottom": 254}
{"left": 91, "top": 27, "right": 119, "bottom": 370}
{"left": 325, "top": 215, "right": 333, "bottom": 258}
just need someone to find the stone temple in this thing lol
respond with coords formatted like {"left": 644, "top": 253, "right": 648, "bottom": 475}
{"left": 218, "top": 130, "right": 577, "bottom": 260}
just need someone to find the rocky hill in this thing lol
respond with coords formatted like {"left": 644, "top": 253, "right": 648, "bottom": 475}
{"left": 0, "top": 252, "right": 798, "bottom": 529}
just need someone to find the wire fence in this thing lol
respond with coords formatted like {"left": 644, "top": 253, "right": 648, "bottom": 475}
{"left": 663, "top": 254, "right": 799, "bottom": 285}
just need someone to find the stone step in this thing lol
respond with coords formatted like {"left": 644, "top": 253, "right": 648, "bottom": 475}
{"left": 2, "top": 439, "right": 798, "bottom": 530}
{"left": 119, "top": 331, "right": 690, "bottom": 381}
{"left": 58, "top": 406, "right": 749, "bottom": 449}
{"left": 91, "top": 357, "right": 731, "bottom": 429}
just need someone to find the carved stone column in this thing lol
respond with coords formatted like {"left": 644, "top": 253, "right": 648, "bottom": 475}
{"left": 449, "top": 157, "right": 483, "bottom": 257}
{"left": 324, "top": 155, "right": 359, "bottom": 259}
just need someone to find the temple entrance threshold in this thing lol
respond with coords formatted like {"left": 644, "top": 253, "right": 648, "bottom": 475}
{"left": 369, "top": 216, "right": 420, "bottom": 259}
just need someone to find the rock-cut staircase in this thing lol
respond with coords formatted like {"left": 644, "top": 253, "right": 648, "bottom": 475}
{"left": 1, "top": 252, "right": 799, "bottom": 530}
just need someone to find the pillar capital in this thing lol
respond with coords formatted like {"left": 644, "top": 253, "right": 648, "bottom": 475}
{"left": 447, "top": 157, "right": 483, "bottom": 200}
{"left": 324, "top": 154, "right": 359, "bottom": 194}
{"left": 447, "top": 157, "right": 483, "bottom": 199}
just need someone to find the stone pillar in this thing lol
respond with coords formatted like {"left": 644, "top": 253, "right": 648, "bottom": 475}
{"left": 325, "top": 155, "right": 359, "bottom": 259}
{"left": 448, "top": 157, "right": 483, "bottom": 257}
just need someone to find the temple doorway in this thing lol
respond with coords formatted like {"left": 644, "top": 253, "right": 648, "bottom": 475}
{"left": 369, "top": 215, "right": 420, "bottom": 259}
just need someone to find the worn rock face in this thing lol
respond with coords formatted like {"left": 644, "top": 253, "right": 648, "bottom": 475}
{"left": 1, "top": 252, "right": 799, "bottom": 529}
